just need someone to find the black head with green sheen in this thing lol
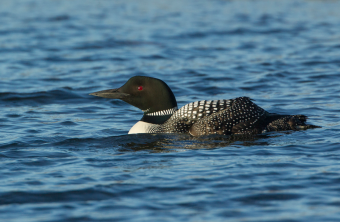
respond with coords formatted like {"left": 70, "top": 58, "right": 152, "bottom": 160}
{"left": 90, "top": 76, "right": 177, "bottom": 114}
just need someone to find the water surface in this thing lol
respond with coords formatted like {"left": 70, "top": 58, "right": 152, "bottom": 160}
{"left": 1, "top": 0, "right": 340, "bottom": 221}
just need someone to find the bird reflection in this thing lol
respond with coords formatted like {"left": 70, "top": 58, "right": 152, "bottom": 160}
{"left": 117, "top": 133, "right": 278, "bottom": 153}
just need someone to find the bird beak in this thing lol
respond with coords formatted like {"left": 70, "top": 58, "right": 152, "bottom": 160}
{"left": 89, "top": 88, "right": 129, "bottom": 99}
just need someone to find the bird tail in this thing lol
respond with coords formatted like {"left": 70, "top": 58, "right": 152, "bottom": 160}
{"left": 265, "top": 114, "right": 320, "bottom": 132}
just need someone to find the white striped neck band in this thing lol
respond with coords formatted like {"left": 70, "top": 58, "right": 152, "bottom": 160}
{"left": 145, "top": 107, "right": 178, "bottom": 116}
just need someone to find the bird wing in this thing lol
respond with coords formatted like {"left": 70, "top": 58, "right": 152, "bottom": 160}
{"left": 163, "top": 97, "right": 268, "bottom": 135}
{"left": 188, "top": 97, "right": 269, "bottom": 136}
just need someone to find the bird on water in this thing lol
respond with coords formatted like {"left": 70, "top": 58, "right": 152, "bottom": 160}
{"left": 90, "top": 76, "right": 319, "bottom": 136}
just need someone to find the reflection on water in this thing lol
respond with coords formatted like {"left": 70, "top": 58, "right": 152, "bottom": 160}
{"left": 116, "top": 134, "right": 270, "bottom": 152}
{"left": 54, "top": 133, "right": 274, "bottom": 153}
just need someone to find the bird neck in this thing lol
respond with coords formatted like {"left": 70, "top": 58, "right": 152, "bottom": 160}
{"left": 141, "top": 106, "right": 178, "bottom": 124}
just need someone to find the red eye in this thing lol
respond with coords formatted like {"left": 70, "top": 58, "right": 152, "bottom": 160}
{"left": 138, "top": 86, "right": 143, "bottom": 91}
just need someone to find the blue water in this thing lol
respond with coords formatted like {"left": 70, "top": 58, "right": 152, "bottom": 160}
{"left": 1, "top": 0, "right": 340, "bottom": 221}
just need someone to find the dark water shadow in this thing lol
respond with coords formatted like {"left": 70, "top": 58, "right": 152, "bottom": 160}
{"left": 52, "top": 133, "right": 278, "bottom": 153}
{"left": 118, "top": 134, "right": 274, "bottom": 153}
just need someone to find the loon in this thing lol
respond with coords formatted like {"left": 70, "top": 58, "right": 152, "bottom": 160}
{"left": 90, "top": 76, "right": 319, "bottom": 136}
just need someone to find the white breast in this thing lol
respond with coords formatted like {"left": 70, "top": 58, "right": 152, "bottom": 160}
{"left": 128, "top": 121, "right": 160, "bottom": 134}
